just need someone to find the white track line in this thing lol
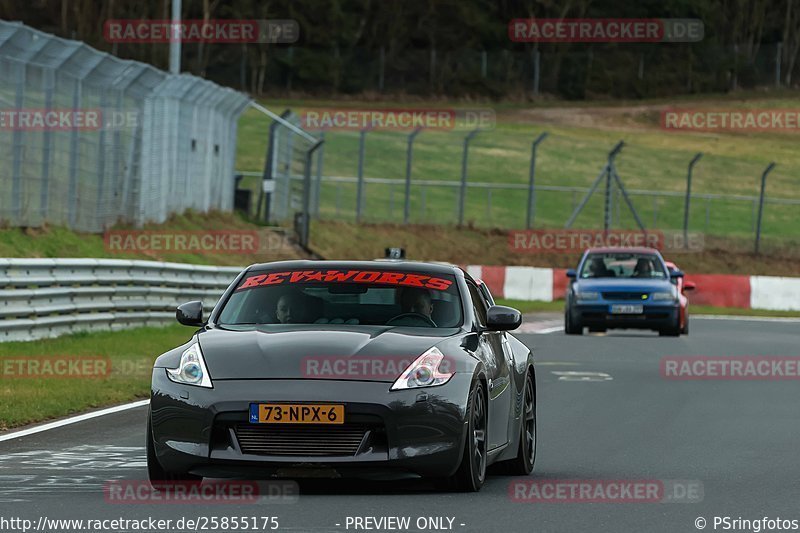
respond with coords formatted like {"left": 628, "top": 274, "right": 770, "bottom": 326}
{"left": 0, "top": 399, "right": 149, "bottom": 443}
{"left": 535, "top": 326, "right": 565, "bottom": 334}
{"left": 693, "top": 315, "right": 800, "bottom": 323}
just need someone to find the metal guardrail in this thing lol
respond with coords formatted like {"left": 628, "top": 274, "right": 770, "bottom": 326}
{"left": 0, "top": 259, "right": 242, "bottom": 342}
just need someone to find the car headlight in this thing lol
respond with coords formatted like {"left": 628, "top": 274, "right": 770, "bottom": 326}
{"left": 391, "top": 347, "right": 454, "bottom": 391}
{"left": 166, "top": 342, "right": 213, "bottom": 388}
{"left": 652, "top": 288, "right": 678, "bottom": 301}
{"left": 575, "top": 291, "right": 600, "bottom": 301}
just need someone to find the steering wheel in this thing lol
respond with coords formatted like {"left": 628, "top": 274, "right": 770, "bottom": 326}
{"left": 386, "top": 313, "right": 437, "bottom": 327}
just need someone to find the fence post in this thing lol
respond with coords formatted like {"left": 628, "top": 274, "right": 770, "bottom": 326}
{"left": 312, "top": 131, "right": 325, "bottom": 218}
{"left": 754, "top": 162, "right": 776, "bottom": 255}
{"left": 300, "top": 140, "right": 325, "bottom": 249}
{"left": 458, "top": 128, "right": 481, "bottom": 226}
{"left": 10, "top": 61, "right": 25, "bottom": 224}
{"left": 356, "top": 128, "right": 369, "bottom": 222}
{"left": 526, "top": 132, "right": 548, "bottom": 229}
{"left": 481, "top": 50, "right": 488, "bottom": 78}
{"left": 404, "top": 127, "right": 423, "bottom": 224}
{"left": 683, "top": 152, "right": 703, "bottom": 248}
{"left": 566, "top": 141, "right": 624, "bottom": 228}
{"left": 67, "top": 77, "right": 82, "bottom": 228}
{"left": 776, "top": 42, "right": 782, "bottom": 88}
{"left": 532, "top": 49, "right": 541, "bottom": 96}
{"left": 260, "top": 109, "right": 291, "bottom": 223}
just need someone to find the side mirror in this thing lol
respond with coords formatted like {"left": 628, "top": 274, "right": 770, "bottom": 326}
{"left": 566, "top": 269, "right": 576, "bottom": 279}
{"left": 485, "top": 305, "right": 522, "bottom": 331}
{"left": 670, "top": 269, "right": 684, "bottom": 279}
{"left": 684, "top": 281, "right": 696, "bottom": 291}
{"left": 176, "top": 301, "right": 204, "bottom": 327}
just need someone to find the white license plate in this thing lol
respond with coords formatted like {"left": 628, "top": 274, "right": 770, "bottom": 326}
{"left": 611, "top": 304, "right": 644, "bottom": 314}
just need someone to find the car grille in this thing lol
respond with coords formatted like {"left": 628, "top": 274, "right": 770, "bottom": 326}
{"left": 234, "top": 424, "right": 369, "bottom": 457}
{"left": 602, "top": 292, "right": 648, "bottom": 301}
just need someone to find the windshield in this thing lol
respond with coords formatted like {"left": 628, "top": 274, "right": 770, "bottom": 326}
{"left": 217, "top": 268, "right": 462, "bottom": 328}
{"left": 579, "top": 253, "right": 667, "bottom": 279}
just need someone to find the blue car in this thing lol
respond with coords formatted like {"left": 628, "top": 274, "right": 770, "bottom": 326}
{"left": 564, "top": 247, "right": 684, "bottom": 336}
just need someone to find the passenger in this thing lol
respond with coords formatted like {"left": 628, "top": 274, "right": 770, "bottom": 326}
{"left": 275, "top": 292, "right": 301, "bottom": 324}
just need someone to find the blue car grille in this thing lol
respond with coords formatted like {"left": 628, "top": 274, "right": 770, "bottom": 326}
{"left": 601, "top": 292, "right": 649, "bottom": 301}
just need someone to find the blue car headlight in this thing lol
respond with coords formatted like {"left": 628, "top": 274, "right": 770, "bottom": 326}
{"left": 575, "top": 291, "right": 600, "bottom": 301}
{"left": 652, "top": 287, "right": 678, "bottom": 302}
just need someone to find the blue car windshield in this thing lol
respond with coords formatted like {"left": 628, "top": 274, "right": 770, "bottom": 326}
{"left": 580, "top": 253, "right": 667, "bottom": 279}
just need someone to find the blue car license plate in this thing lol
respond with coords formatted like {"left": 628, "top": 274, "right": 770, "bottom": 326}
{"left": 610, "top": 304, "right": 643, "bottom": 314}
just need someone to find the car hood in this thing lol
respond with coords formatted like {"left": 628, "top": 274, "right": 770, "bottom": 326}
{"left": 574, "top": 277, "right": 673, "bottom": 292}
{"left": 198, "top": 325, "right": 457, "bottom": 381}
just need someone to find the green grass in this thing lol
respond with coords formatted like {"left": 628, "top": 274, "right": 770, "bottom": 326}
{"left": 236, "top": 96, "right": 800, "bottom": 243}
{"left": 496, "top": 298, "right": 800, "bottom": 318}
{"left": 0, "top": 324, "right": 192, "bottom": 430}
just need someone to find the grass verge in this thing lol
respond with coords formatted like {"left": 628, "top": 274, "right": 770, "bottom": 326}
{"left": 0, "top": 324, "right": 191, "bottom": 431}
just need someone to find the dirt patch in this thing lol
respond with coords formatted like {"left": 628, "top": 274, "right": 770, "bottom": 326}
{"left": 311, "top": 220, "right": 800, "bottom": 276}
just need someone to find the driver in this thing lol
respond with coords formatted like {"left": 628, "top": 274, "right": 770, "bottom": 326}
{"left": 588, "top": 257, "right": 613, "bottom": 278}
{"left": 400, "top": 287, "right": 434, "bottom": 320}
{"left": 633, "top": 258, "right": 654, "bottom": 278}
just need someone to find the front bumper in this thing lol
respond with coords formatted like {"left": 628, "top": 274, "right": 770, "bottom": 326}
{"left": 150, "top": 370, "right": 471, "bottom": 479}
{"left": 569, "top": 301, "right": 679, "bottom": 330}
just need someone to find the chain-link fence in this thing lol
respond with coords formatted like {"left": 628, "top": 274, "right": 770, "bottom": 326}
{"left": 239, "top": 117, "right": 800, "bottom": 256}
{"left": 0, "top": 20, "right": 251, "bottom": 233}
{"left": 246, "top": 107, "right": 322, "bottom": 248}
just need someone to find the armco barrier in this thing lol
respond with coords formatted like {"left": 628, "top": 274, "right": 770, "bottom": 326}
{"left": 466, "top": 265, "right": 799, "bottom": 311}
{"left": 1, "top": 260, "right": 795, "bottom": 343}
{"left": 0, "top": 259, "right": 242, "bottom": 342}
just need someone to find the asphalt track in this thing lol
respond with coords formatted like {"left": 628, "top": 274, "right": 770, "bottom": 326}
{"left": 1, "top": 317, "right": 799, "bottom": 533}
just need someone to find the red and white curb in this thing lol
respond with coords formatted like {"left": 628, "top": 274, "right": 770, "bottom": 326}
{"left": 467, "top": 265, "right": 800, "bottom": 311}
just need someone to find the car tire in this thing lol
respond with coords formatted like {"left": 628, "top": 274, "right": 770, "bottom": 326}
{"left": 147, "top": 411, "right": 202, "bottom": 487}
{"left": 565, "top": 310, "right": 582, "bottom": 335}
{"left": 497, "top": 372, "right": 536, "bottom": 476}
{"left": 659, "top": 316, "right": 681, "bottom": 337}
{"left": 681, "top": 315, "right": 689, "bottom": 335}
{"left": 445, "top": 380, "right": 488, "bottom": 492}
